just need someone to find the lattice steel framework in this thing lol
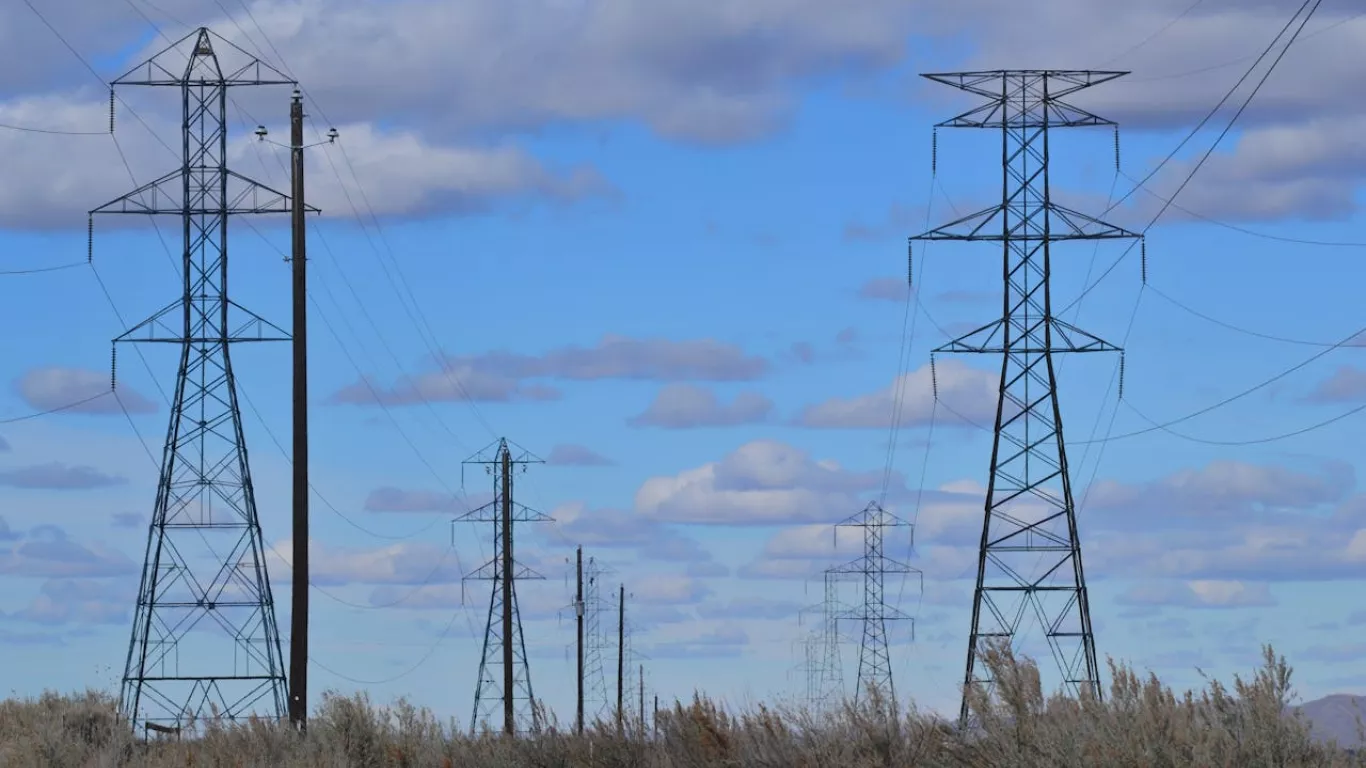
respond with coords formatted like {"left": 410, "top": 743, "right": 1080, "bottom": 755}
{"left": 831, "top": 502, "right": 917, "bottom": 705}
{"left": 91, "top": 27, "right": 312, "bottom": 736}
{"left": 457, "top": 438, "right": 551, "bottom": 736}
{"left": 910, "top": 70, "right": 1143, "bottom": 726}
{"left": 583, "top": 556, "right": 614, "bottom": 725}
{"left": 798, "top": 569, "right": 851, "bottom": 709}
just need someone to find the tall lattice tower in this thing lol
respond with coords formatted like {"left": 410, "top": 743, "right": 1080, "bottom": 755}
{"left": 582, "top": 556, "right": 614, "bottom": 725}
{"left": 798, "top": 569, "right": 851, "bottom": 710}
{"left": 831, "top": 502, "right": 917, "bottom": 706}
{"left": 91, "top": 28, "right": 308, "bottom": 735}
{"left": 457, "top": 438, "right": 551, "bottom": 736}
{"left": 910, "top": 70, "right": 1142, "bottom": 725}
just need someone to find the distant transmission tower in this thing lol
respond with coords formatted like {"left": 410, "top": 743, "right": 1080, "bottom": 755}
{"left": 457, "top": 438, "right": 552, "bottom": 736}
{"left": 91, "top": 28, "right": 307, "bottom": 735}
{"left": 910, "top": 70, "right": 1143, "bottom": 726}
{"left": 583, "top": 556, "right": 614, "bottom": 724}
{"left": 798, "top": 569, "right": 850, "bottom": 709}
{"left": 831, "top": 502, "right": 917, "bottom": 705}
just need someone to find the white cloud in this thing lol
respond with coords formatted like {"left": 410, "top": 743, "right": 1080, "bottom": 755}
{"left": 635, "top": 439, "right": 894, "bottom": 526}
{"left": 794, "top": 359, "right": 998, "bottom": 429}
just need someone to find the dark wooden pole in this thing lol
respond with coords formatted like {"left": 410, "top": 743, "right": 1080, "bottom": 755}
{"left": 287, "top": 87, "right": 309, "bottom": 733}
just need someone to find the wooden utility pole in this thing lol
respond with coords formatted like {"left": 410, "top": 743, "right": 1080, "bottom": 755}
{"left": 501, "top": 447, "right": 515, "bottom": 736}
{"left": 287, "top": 86, "right": 310, "bottom": 733}
{"left": 616, "top": 583, "right": 625, "bottom": 733}
{"left": 575, "top": 546, "right": 585, "bottom": 735}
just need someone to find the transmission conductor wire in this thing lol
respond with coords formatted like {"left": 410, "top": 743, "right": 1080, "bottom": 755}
{"left": 125, "top": 8, "right": 488, "bottom": 543}
{"left": 31, "top": 0, "right": 488, "bottom": 667}
{"left": 216, "top": 25, "right": 584, "bottom": 569}
{"left": 1100, "top": 0, "right": 1207, "bottom": 67}
{"left": 1127, "top": 8, "right": 1365, "bottom": 83}
{"left": 1119, "top": 170, "right": 1366, "bottom": 248}
{"left": 1063, "top": 0, "right": 1325, "bottom": 314}
{"left": 221, "top": 6, "right": 507, "bottom": 442}
{"left": 309, "top": 607, "right": 466, "bottom": 687}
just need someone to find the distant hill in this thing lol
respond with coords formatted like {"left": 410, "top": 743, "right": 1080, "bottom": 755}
{"left": 1295, "top": 694, "right": 1366, "bottom": 748}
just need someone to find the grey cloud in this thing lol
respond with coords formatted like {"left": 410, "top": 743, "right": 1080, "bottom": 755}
{"left": 1085, "top": 459, "right": 1353, "bottom": 530}
{"left": 1115, "top": 580, "right": 1276, "bottom": 610}
{"left": 0, "top": 516, "right": 19, "bottom": 542}
{"left": 14, "top": 366, "right": 154, "bottom": 415}
{"left": 686, "top": 560, "right": 730, "bottom": 578}
{"left": 857, "top": 277, "right": 910, "bottom": 303}
{"left": 911, "top": 1, "right": 1366, "bottom": 222}
{"left": 782, "top": 329, "right": 862, "bottom": 366}
{"left": 545, "top": 443, "right": 614, "bottom": 467}
{"left": 0, "top": 462, "right": 127, "bottom": 490}
{"left": 198, "top": 0, "right": 917, "bottom": 144}
{"left": 0, "top": 525, "right": 137, "bottom": 578}
{"left": 14, "top": 578, "right": 132, "bottom": 626}
{"left": 111, "top": 512, "right": 142, "bottom": 529}
{"left": 697, "top": 597, "right": 802, "bottom": 621}
{"left": 628, "top": 385, "right": 772, "bottom": 429}
{"left": 333, "top": 335, "right": 767, "bottom": 407}
{"left": 363, "top": 486, "right": 490, "bottom": 515}
{"left": 647, "top": 625, "right": 749, "bottom": 660}
{"left": 329, "top": 370, "right": 562, "bottom": 406}
{"left": 549, "top": 503, "right": 714, "bottom": 564}
{"left": 1305, "top": 366, "right": 1366, "bottom": 403}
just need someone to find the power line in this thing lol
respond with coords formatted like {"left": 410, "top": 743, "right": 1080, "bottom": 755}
{"left": 1119, "top": 170, "right": 1366, "bottom": 248}
{"left": 1100, "top": 0, "right": 1207, "bottom": 67}
{"left": 1062, "top": 0, "right": 1326, "bottom": 314}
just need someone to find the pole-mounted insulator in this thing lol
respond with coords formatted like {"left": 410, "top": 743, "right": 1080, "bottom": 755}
{"left": 1118, "top": 352, "right": 1126, "bottom": 401}
{"left": 87, "top": 217, "right": 93, "bottom": 263}
{"left": 110, "top": 345, "right": 118, "bottom": 391}
{"left": 931, "top": 127, "right": 938, "bottom": 176}
{"left": 1140, "top": 237, "right": 1147, "bottom": 284}
{"left": 109, "top": 88, "right": 115, "bottom": 134}
{"left": 907, "top": 238, "right": 913, "bottom": 288}
{"left": 1113, "top": 125, "right": 1120, "bottom": 171}
{"left": 930, "top": 354, "right": 939, "bottom": 400}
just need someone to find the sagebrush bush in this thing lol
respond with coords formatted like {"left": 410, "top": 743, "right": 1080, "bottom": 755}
{"left": 2, "top": 642, "right": 1361, "bottom": 767}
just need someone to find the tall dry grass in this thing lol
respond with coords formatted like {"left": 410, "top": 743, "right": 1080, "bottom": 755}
{"left": 0, "top": 642, "right": 1359, "bottom": 767}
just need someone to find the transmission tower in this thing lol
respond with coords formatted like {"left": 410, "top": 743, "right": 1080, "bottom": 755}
{"left": 90, "top": 28, "right": 308, "bottom": 735}
{"left": 910, "top": 70, "right": 1143, "bottom": 725}
{"left": 830, "top": 502, "right": 917, "bottom": 706}
{"left": 582, "top": 555, "right": 614, "bottom": 725}
{"left": 457, "top": 438, "right": 552, "bottom": 736}
{"left": 798, "top": 569, "right": 850, "bottom": 710}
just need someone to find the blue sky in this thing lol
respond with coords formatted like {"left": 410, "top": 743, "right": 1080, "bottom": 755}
{"left": 2, "top": 0, "right": 1366, "bottom": 729}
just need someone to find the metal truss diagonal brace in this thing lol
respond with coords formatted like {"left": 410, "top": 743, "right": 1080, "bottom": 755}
{"left": 113, "top": 297, "right": 291, "bottom": 345}
{"left": 89, "top": 169, "right": 320, "bottom": 217}
{"left": 934, "top": 317, "right": 1121, "bottom": 355}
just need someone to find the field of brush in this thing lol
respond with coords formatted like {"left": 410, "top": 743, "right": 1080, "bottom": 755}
{"left": 0, "top": 643, "right": 1362, "bottom": 767}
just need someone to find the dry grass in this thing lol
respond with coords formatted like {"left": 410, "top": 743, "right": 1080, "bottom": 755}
{"left": 2, "top": 642, "right": 1361, "bottom": 767}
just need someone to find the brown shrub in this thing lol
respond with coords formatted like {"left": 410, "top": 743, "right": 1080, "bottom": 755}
{"left": 1, "top": 644, "right": 1361, "bottom": 767}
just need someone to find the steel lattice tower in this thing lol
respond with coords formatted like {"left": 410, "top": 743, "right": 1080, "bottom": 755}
{"left": 457, "top": 438, "right": 551, "bottom": 736}
{"left": 583, "top": 556, "right": 614, "bottom": 725}
{"left": 798, "top": 569, "right": 850, "bottom": 710}
{"left": 909, "top": 71, "right": 1143, "bottom": 726}
{"left": 831, "top": 502, "right": 917, "bottom": 706}
{"left": 91, "top": 28, "right": 308, "bottom": 735}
